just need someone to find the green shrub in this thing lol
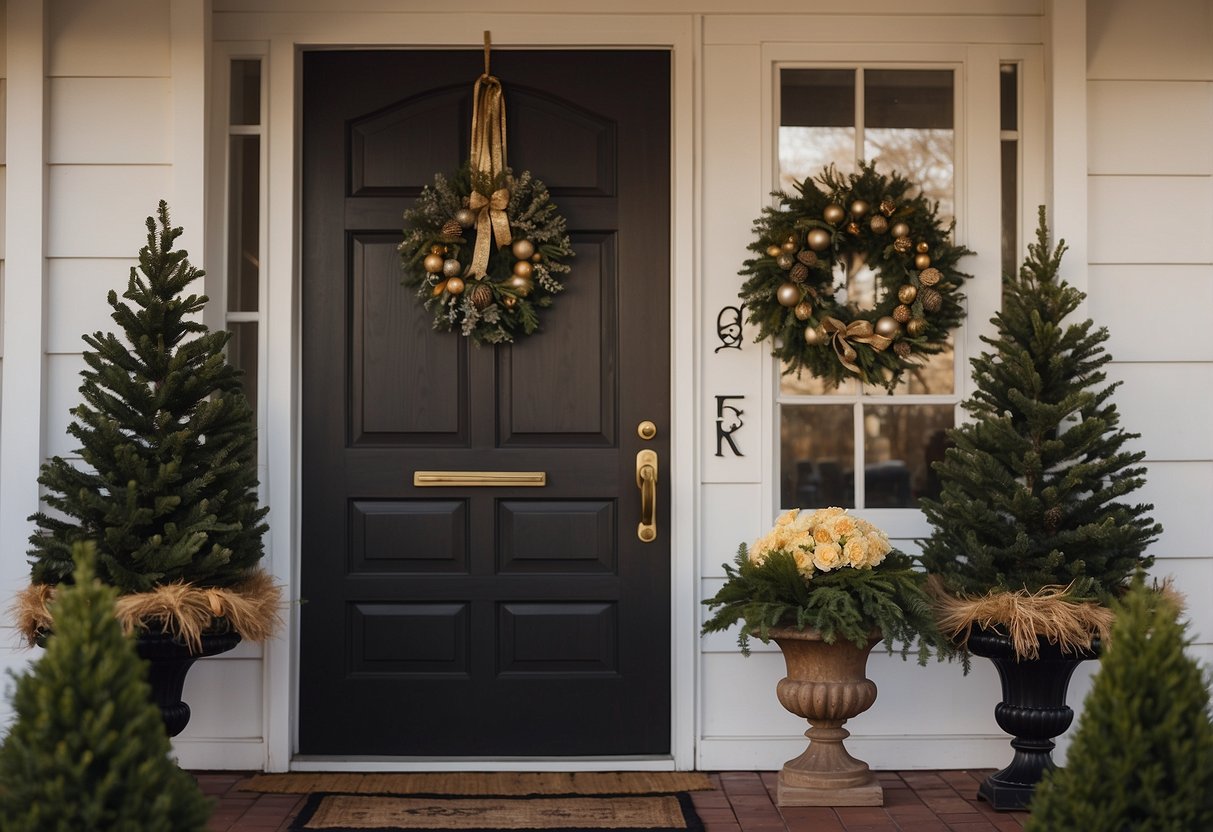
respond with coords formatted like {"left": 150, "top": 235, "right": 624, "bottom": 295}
{"left": 1025, "top": 577, "right": 1213, "bottom": 831}
{"left": 0, "top": 544, "right": 212, "bottom": 831}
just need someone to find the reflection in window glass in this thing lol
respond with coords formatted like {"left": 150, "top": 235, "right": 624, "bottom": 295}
{"left": 228, "top": 322, "right": 259, "bottom": 415}
{"left": 779, "top": 69, "right": 856, "bottom": 192}
{"left": 228, "top": 135, "right": 260, "bottom": 312}
{"left": 864, "top": 69, "right": 954, "bottom": 222}
{"left": 863, "top": 404, "right": 953, "bottom": 506}
{"left": 781, "top": 405, "right": 855, "bottom": 509}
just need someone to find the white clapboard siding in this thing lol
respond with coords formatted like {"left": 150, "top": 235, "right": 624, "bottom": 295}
{"left": 47, "top": 0, "right": 170, "bottom": 77}
{"left": 1105, "top": 363, "right": 1213, "bottom": 462}
{"left": 44, "top": 353, "right": 88, "bottom": 460}
{"left": 46, "top": 259, "right": 135, "bottom": 354}
{"left": 47, "top": 167, "right": 171, "bottom": 258}
{"left": 1139, "top": 462, "right": 1213, "bottom": 560}
{"left": 1090, "top": 265, "right": 1213, "bottom": 362}
{"left": 49, "top": 78, "right": 172, "bottom": 164}
{"left": 1087, "top": 0, "right": 1213, "bottom": 82}
{"left": 1088, "top": 81, "right": 1213, "bottom": 176}
{"left": 1088, "top": 176, "right": 1213, "bottom": 265}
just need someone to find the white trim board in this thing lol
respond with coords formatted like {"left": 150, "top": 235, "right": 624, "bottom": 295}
{"left": 212, "top": 12, "right": 700, "bottom": 772}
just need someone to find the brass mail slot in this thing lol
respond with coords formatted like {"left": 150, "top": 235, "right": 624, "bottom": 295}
{"left": 413, "top": 470, "right": 547, "bottom": 487}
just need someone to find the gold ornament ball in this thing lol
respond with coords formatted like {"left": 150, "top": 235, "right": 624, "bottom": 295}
{"left": 503, "top": 296, "right": 518, "bottom": 309}
{"left": 790, "top": 262, "right": 809, "bottom": 283}
{"left": 916, "top": 241, "right": 930, "bottom": 254}
{"left": 880, "top": 198, "right": 896, "bottom": 217}
{"left": 508, "top": 274, "right": 534, "bottom": 297}
{"left": 432, "top": 280, "right": 447, "bottom": 297}
{"left": 893, "top": 304, "right": 912, "bottom": 323}
{"left": 781, "top": 239, "right": 798, "bottom": 253}
{"left": 423, "top": 253, "right": 445, "bottom": 273}
{"left": 776, "top": 252, "right": 795, "bottom": 270}
{"left": 906, "top": 317, "right": 927, "bottom": 337}
{"left": 445, "top": 276, "right": 465, "bottom": 296}
{"left": 807, "top": 228, "right": 832, "bottom": 251}
{"left": 794, "top": 301, "right": 813, "bottom": 321}
{"left": 442, "top": 258, "right": 462, "bottom": 278}
{"left": 850, "top": 199, "right": 870, "bottom": 219}
{"left": 897, "top": 284, "right": 918, "bottom": 304}
{"left": 914, "top": 253, "right": 932, "bottom": 270}
{"left": 869, "top": 215, "right": 889, "bottom": 235}
{"left": 796, "top": 249, "right": 818, "bottom": 267}
{"left": 766, "top": 244, "right": 782, "bottom": 258}
{"left": 776, "top": 282, "right": 801, "bottom": 307}
{"left": 804, "top": 326, "right": 827, "bottom": 347}
{"left": 512, "top": 239, "right": 536, "bottom": 260}
{"left": 874, "top": 316, "right": 901, "bottom": 339}
{"left": 455, "top": 208, "right": 476, "bottom": 227}
{"left": 919, "top": 267, "right": 942, "bottom": 286}
{"left": 531, "top": 252, "right": 543, "bottom": 263}
{"left": 513, "top": 260, "right": 534, "bottom": 279}
{"left": 920, "top": 286, "right": 943, "bottom": 313}
{"left": 442, "top": 219, "right": 463, "bottom": 239}
{"left": 823, "top": 203, "right": 846, "bottom": 225}
{"left": 890, "top": 222, "right": 910, "bottom": 239}
{"left": 893, "top": 236, "right": 912, "bottom": 254}
{"left": 470, "top": 282, "right": 494, "bottom": 310}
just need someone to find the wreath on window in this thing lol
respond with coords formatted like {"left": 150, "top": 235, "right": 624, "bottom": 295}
{"left": 739, "top": 162, "right": 973, "bottom": 392}
{"left": 399, "top": 165, "right": 573, "bottom": 344}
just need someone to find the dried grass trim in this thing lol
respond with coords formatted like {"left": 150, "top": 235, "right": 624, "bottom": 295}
{"left": 13, "top": 569, "right": 282, "bottom": 653}
{"left": 928, "top": 577, "right": 1113, "bottom": 660}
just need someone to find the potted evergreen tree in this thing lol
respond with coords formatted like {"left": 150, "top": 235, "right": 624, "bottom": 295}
{"left": 0, "top": 544, "right": 213, "bottom": 830}
{"left": 1025, "top": 576, "right": 1213, "bottom": 830}
{"left": 919, "top": 209, "right": 1161, "bottom": 810}
{"left": 14, "top": 202, "right": 280, "bottom": 736}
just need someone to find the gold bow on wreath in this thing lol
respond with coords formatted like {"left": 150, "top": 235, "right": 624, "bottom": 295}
{"left": 822, "top": 317, "right": 892, "bottom": 376}
{"left": 465, "top": 38, "right": 513, "bottom": 279}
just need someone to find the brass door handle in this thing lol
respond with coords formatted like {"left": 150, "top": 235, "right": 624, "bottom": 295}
{"left": 636, "top": 449, "right": 657, "bottom": 542}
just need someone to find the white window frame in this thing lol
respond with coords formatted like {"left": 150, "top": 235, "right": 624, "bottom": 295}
{"left": 759, "top": 43, "right": 1045, "bottom": 540}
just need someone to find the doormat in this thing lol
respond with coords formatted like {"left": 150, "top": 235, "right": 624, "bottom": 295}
{"left": 288, "top": 792, "right": 705, "bottom": 832}
{"left": 244, "top": 772, "right": 713, "bottom": 796}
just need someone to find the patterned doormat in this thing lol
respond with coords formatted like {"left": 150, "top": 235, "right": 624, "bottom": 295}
{"left": 243, "top": 772, "right": 713, "bottom": 796}
{"left": 288, "top": 792, "right": 705, "bottom": 832}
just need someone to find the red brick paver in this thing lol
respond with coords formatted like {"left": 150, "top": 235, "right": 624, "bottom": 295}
{"left": 197, "top": 770, "right": 1029, "bottom": 832}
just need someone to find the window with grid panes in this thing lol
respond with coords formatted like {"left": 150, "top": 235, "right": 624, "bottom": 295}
{"left": 778, "top": 67, "right": 956, "bottom": 510}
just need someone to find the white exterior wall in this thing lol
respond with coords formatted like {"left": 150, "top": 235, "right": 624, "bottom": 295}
{"left": 0, "top": 0, "right": 1209, "bottom": 773}
{"left": 1085, "top": 0, "right": 1213, "bottom": 679}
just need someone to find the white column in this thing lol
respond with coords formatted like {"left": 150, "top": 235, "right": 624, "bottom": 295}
{"left": 1, "top": 0, "right": 46, "bottom": 601}
{"left": 1047, "top": 0, "right": 1089, "bottom": 296}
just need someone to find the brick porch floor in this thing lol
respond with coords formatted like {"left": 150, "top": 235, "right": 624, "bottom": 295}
{"left": 197, "top": 769, "right": 1029, "bottom": 832}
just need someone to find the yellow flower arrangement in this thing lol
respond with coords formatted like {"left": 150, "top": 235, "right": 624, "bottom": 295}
{"left": 702, "top": 508, "right": 936, "bottom": 659}
{"left": 748, "top": 508, "right": 891, "bottom": 573}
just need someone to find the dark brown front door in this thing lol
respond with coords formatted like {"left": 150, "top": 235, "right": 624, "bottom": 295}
{"left": 299, "top": 50, "right": 671, "bottom": 756}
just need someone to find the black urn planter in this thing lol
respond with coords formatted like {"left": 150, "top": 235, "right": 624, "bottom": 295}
{"left": 135, "top": 630, "right": 242, "bottom": 737}
{"left": 968, "top": 626, "right": 1099, "bottom": 811}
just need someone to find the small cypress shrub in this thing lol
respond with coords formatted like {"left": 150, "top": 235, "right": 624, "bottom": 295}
{"left": 1025, "top": 577, "right": 1213, "bottom": 830}
{"left": 0, "top": 544, "right": 212, "bottom": 831}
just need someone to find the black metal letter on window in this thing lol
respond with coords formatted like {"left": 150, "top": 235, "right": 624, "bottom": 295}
{"left": 715, "top": 304, "right": 744, "bottom": 352}
{"left": 715, "top": 395, "right": 744, "bottom": 457}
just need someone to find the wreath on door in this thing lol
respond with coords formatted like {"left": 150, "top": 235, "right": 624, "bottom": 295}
{"left": 739, "top": 162, "right": 972, "bottom": 392}
{"left": 399, "top": 42, "right": 574, "bottom": 345}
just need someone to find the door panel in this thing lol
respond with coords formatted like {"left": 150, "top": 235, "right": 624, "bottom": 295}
{"left": 300, "top": 49, "right": 671, "bottom": 756}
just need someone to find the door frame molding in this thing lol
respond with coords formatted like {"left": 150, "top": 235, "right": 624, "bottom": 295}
{"left": 212, "top": 12, "right": 699, "bottom": 771}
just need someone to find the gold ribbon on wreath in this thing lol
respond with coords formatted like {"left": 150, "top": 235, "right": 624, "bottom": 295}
{"left": 466, "top": 32, "right": 513, "bottom": 279}
{"left": 821, "top": 316, "right": 893, "bottom": 376}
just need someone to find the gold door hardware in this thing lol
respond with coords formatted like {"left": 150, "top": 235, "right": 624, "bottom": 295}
{"left": 413, "top": 471, "right": 546, "bottom": 487}
{"left": 635, "top": 449, "right": 658, "bottom": 542}
{"left": 637, "top": 420, "right": 657, "bottom": 440}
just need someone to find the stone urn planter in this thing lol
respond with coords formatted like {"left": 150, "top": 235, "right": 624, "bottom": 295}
{"left": 769, "top": 626, "right": 883, "bottom": 807}
{"left": 968, "top": 626, "right": 1100, "bottom": 811}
